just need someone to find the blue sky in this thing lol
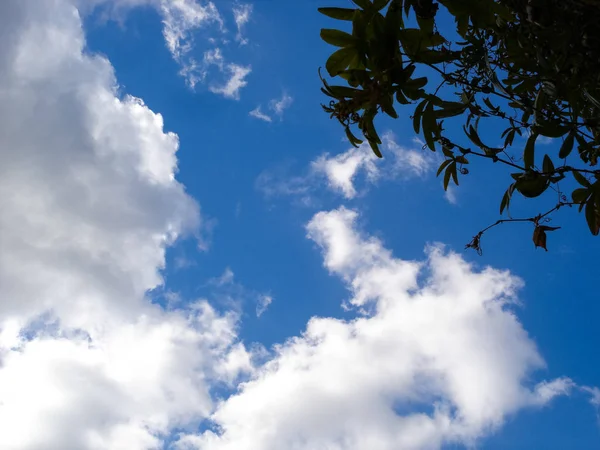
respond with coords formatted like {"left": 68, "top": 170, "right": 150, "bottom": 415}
{"left": 0, "top": 0, "right": 599, "bottom": 449}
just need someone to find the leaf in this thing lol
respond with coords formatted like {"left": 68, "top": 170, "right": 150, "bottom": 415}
{"left": 456, "top": 14, "right": 469, "bottom": 38}
{"left": 352, "top": 0, "right": 371, "bottom": 9}
{"left": 413, "top": 99, "right": 427, "bottom": 134}
{"left": 437, "top": 159, "right": 452, "bottom": 177}
{"left": 542, "top": 154, "right": 554, "bottom": 174}
{"left": 373, "top": 0, "right": 391, "bottom": 10}
{"left": 320, "top": 29, "right": 357, "bottom": 47}
{"left": 422, "top": 102, "right": 437, "bottom": 151}
{"left": 583, "top": 88, "right": 600, "bottom": 110}
{"left": 533, "top": 225, "right": 560, "bottom": 251}
{"left": 443, "top": 162, "right": 455, "bottom": 190}
{"left": 515, "top": 175, "right": 549, "bottom": 198}
{"left": 585, "top": 198, "right": 600, "bottom": 236}
{"left": 532, "top": 226, "right": 547, "bottom": 251}
{"left": 573, "top": 170, "right": 591, "bottom": 187}
{"left": 327, "top": 85, "right": 361, "bottom": 97}
{"left": 417, "top": 16, "right": 434, "bottom": 34}
{"left": 318, "top": 7, "right": 356, "bottom": 20}
{"left": 559, "top": 131, "right": 575, "bottom": 159}
{"left": 451, "top": 163, "right": 459, "bottom": 185}
{"left": 345, "top": 126, "right": 363, "bottom": 147}
{"left": 398, "top": 29, "right": 445, "bottom": 52}
{"left": 523, "top": 132, "right": 537, "bottom": 169}
{"left": 534, "top": 123, "right": 569, "bottom": 138}
{"left": 500, "top": 184, "right": 515, "bottom": 214}
{"left": 325, "top": 47, "right": 357, "bottom": 77}
{"left": 369, "top": 139, "right": 383, "bottom": 158}
{"left": 571, "top": 187, "right": 589, "bottom": 204}
{"left": 405, "top": 76, "right": 428, "bottom": 90}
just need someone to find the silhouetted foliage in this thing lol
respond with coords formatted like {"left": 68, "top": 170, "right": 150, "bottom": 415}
{"left": 319, "top": 0, "right": 600, "bottom": 252}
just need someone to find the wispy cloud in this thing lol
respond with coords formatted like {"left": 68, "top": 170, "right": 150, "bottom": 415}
{"left": 98, "top": 0, "right": 253, "bottom": 97}
{"left": 250, "top": 93, "right": 294, "bottom": 122}
{"left": 269, "top": 93, "right": 293, "bottom": 116}
{"left": 210, "top": 63, "right": 252, "bottom": 100}
{"left": 232, "top": 3, "right": 253, "bottom": 45}
{"left": 256, "top": 295, "right": 273, "bottom": 317}
{"left": 249, "top": 106, "right": 273, "bottom": 123}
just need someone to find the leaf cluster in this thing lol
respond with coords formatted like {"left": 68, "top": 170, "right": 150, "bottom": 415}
{"left": 319, "top": 0, "right": 600, "bottom": 250}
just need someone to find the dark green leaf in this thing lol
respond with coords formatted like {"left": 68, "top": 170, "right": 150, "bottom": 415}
{"left": 451, "top": 163, "right": 459, "bottom": 185}
{"left": 515, "top": 175, "right": 549, "bottom": 198}
{"left": 559, "top": 131, "right": 575, "bottom": 159}
{"left": 369, "top": 139, "right": 383, "bottom": 158}
{"left": 500, "top": 184, "right": 515, "bottom": 214}
{"left": 572, "top": 187, "right": 589, "bottom": 204}
{"left": 542, "top": 154, "right": 554, "bottom": 174}
{"left": 318, "top": 7, "right": 356, "bottom": 20}
{"left": 437, "top": 159, "right": 452, "bottom": 177}
{"left": 373, "top": 0, "right": 391, "bottom": 10}
{"left": 443, "top": 162, "right": 454, "bottom": 190}
{"left": 325, "top": 48, "right": 357, "bottom": 77}
{"left": 585, "top": 198, "right": 599, "bottom": 236}
{"left": 320, "top": 29, "right": 357, "bottom": 47}
{"left": 345, "top": 126, "right": 363, "bottom": 147}
{"left": 422, "top": 102, "right": 437, "bottom": 151}
{"left": 352, "top": 0, "right": 371, "bottom": 9}
{"left": 573, "top": 170, "right": 591, "bottom": 187}
{"left": 534, "top": 123, "right": 569, "bottom": 138}
{"left": 413, "top": 99, "right": 427, "bottom": 134}
{"left": 523, "top": 132, "right": 537, "bottom": 169}
{"left": 405, "top": 76, "right": 428, "bottom": 90}
{"left": 456, "top": 15, "right": 469, "bottom": 38}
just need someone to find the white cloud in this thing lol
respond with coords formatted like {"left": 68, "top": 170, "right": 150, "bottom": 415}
{"left": 159, "top": 0, "right": 223, "bottom": 61}
{"left": 256, "top": 295, "right": 273, "bottom": 317}
{"left": 0, "top": 1, "right": 252, "bottom": 448}
{"left": 86, "top": 0, "right": 251, "bottom": 96}
{"left": 232, "top": 3, "right": 252, "bottom": 45}
{"left": 249, "top": 106, "right": 273, "bottom": 123}
{"left": 209, "top": 63, "right": 251, "bottom": 100}
{"left": 250, "top": 93, "right": 294, "bottom": 123}
{"left": 258, "top": 133, "right": 432, "bottom": 201}
{"left": 444, "top": 185, "right": 458, "bottom": 205}
{"left": 312, "top": 147, "right": 379, "bottom": 199}
{"left": 269, "top": 93, "right": 293, "bottom": 117}
{"left": 176, "top": 207, "right": 573, "bottom": 450}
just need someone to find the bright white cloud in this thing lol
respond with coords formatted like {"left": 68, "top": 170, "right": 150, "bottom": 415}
{"left": 259, "top": 133, "right": 431, "bottom": 201}
{"left": 176, "top": 207, "right": 572, "bottom": 450}
{"left": 232, "top": 3, "right": 253, "bottom": 44}
{"left": 444, "top": 184, "right": 458, "bottom": 205}
{"left": 209, "top": 63, "right": 251, "bottom": 100}
{"left": 0, "top": 1, "right": 252, "bottom": 448}
{"left": 312, "top": 147, "right": 379, "bottom": 199}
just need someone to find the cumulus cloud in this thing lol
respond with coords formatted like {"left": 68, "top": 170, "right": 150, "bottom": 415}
{"left": 250, "top": 93, "right": 294, "bottom": 122}
{"left": 175, "top": 207, "right": 573, "bottom": 450}
{"left": 0, "top": 1, "right": 252, "bottom": 447}
{"left": 257, "top": 133, "right": 432, "bottom": 201}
